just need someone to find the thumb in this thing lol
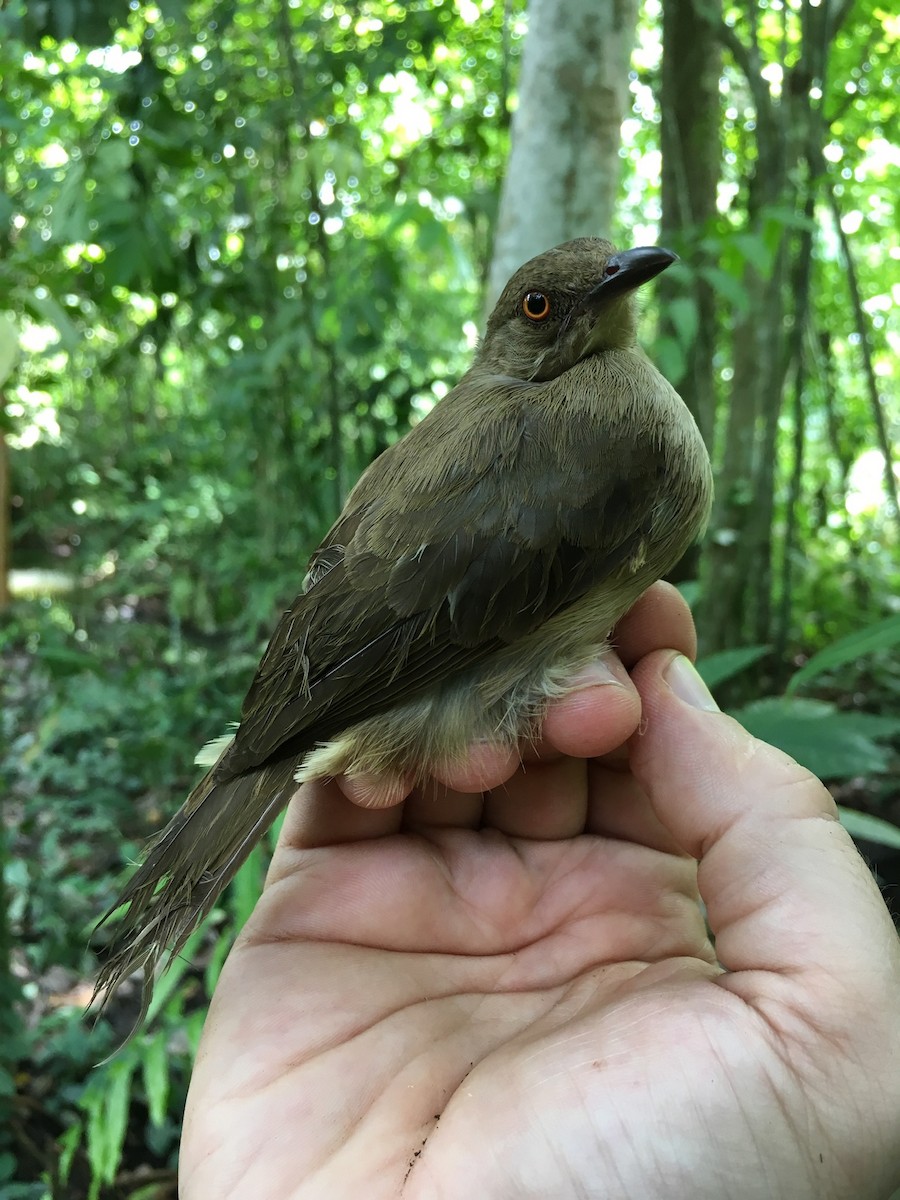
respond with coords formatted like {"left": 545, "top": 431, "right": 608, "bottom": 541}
{"left": 628, "top": 652, "right": 900, "bottom": 1026}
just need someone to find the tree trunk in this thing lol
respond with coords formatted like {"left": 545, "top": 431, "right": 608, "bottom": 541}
{"left": 659, "top": 0, "right": 720, "bottom": 450}
{"left": 0, "top": 417, "right": 8, "bottom": 612}
{"left": 0, "top": 311, "right": 19, "bottom": 612}
{"left": 658, "top": 0, "right": 721, "bottom": 585}
{"left": 485, "top": 0, "right": 638, "bottom": 312}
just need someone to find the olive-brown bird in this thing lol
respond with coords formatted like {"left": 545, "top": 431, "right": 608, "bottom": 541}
{"left": 96, "top": 237, "right": 713, "bottom": 1020}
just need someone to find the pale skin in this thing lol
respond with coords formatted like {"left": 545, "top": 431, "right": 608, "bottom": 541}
{"left": 181, "top": 584, "right": 900, "bottom": 1199}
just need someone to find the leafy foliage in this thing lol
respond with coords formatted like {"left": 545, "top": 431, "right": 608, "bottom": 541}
{"left": 785, "top": 614, "right": 900, "bottom": 696}
{"left": 731, "top": 697, "right": 899, "bottom": 779}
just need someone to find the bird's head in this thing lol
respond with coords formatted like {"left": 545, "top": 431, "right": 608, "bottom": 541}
{"left": 478, "top": 237, "right": 677, "bottom": 382}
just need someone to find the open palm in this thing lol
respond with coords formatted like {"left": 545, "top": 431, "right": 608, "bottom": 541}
{"left": 181, "top": 588, "right": 900, "bottom": 1200}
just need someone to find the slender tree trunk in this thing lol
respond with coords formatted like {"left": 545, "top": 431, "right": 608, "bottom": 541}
{"left": 774, "top": 349, "right": 807, "bottom": 670}
{"left": 817, "top": 330, "right": 869, "bottom": 612}
{"left": 0, "top": 414, "right": 8, "bottom": 612}
{"left": 658, "top": 0, "right": 721, "bottom": 587}
{"left": 0, "top": 128, "right": 15, "bottom": 611}
{"left": 485, "top": 0, "right": 638, "bottom": 311}
{"left": 703, "top": 253, "right": 782, "bottom": 652}
{"left": 0, "top": 674, "right": 24, "bottom": 1157}
{"left": 659, "top": 0, "right": 721, "bottom": 452}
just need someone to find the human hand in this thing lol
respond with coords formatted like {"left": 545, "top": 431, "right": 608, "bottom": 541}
{"left": 180, "top": 584, "right": 900, "bottom": 1199}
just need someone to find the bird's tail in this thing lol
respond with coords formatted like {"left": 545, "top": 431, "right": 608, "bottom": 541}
{"left": 92, "top": 755, "right": 299, "bottom": 1031}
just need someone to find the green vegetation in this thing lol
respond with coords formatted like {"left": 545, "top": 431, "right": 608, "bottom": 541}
{"left": 1, "top": 0, "right": 897, "bottom": 1194}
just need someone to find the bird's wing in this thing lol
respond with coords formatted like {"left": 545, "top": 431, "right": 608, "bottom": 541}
{"left": 223, "top": 378, "right": 666, "bottom": 776}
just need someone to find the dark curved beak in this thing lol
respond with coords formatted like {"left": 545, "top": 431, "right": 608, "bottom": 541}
{"left": 586, "top": 246, "right": 678, "bottom": 302}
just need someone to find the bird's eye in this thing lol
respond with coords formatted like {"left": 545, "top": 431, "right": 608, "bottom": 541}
{"left": 522, "top": 291, "right": 551, "bottom": 321}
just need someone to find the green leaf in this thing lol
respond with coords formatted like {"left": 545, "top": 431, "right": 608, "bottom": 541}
{"left": 733, "top": 232, "right": 774, "bottom": 275}
{"left": 676, "top": 580, "right": 700, "bottom": 609}
{"left": 204, "top": 921, "right": 232, "bottom": 997}
{"left": 57, "top": 1121, "right": 83, "bottom": 1185}
{"left": 730, "top": 697, "right": 899, "bottom": 779}
{"left": 0, "top": 313, "right": 18, "bottom": 386}
{"left": 49, "top": 158, "right": 87, "bottom": 243}
{"left": 81, "top": 1057, "right": 135, "bottom": 1186}
{"left": 667, "top": 295, "right": 699, "bottom": 346}
{"left": 141, "top": 1032, "right": 170, "bottom": 1127}
{"left": 21, "top": 291, "right": 80, "bottom": 354}
{"left": 697, "top": 265, "right": 751, "bottom": 313}
{"left": 34, "top": 645, "right": 102, "bottom": 674}
{"left": 229, "top": 844, "right": 264, "bottom": 932}
{"left": 786, "top": 615, "right": 900, "bottom": 695}
{"left": 653, "top": 334, "right": 686, "bottom": 381}
{"left": 697, "top": 645, "right": 770, "bottom": 689}
{"left": 144, "top": 924, "right": 206, "bottom": 1027}
{"left": 838, "top": 807, "right": 900, "bottom": 850}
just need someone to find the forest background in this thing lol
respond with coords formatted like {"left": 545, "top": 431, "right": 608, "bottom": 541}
{"left": 1, "top": 0, "right": 898, "bottom": 1196}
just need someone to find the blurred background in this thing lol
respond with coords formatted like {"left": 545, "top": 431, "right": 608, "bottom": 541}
{"left": 1, "top": 0, "right": 897, "bottom": 1195}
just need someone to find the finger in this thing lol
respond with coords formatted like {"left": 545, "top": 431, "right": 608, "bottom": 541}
{"left": 482, "top": 654, "right": 643, "bottom": 839}
{"left": 533, "top": 650, "right": 641, "bottom": 760}
{"left": 402, "top": 779, "right": 484, "bottom": 831}
{"left": 337, "top": 771, "right": 414, "bottom": 808}
{"left": 612, "top": 580, "right": 697, "bottom": 667}
{"left": 483, "top": 756, "right": 588, "bottom": 839}
{"left": 344, "top": 649, "right": 640, "bottom": 808}
{"left": 629, "top": 651, "right": 900, "bottom": 1025}
{"left": 431, "top": 742, "right": 521, "bottom": 793}
{"left": 585, "top": 759, "right": 688, "bottom": 857}
{"left": 315, "top": 581, "right": 688, "bottom": 813}
{"left": 268, "top": 779, "right": 404, "bottom": 882}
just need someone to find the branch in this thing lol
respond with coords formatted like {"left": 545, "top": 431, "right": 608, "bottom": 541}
{"left": 824, "top": 26, "right": 881, "bottom": 126}
{"left": 694, "top": 0, "right": 771, "bottom": 119}
{"left": 826, "top": 0, "right": 856, "bottom": 44}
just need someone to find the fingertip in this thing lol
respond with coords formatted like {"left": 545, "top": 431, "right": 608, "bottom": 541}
{"left": 626, "top": 646, "right": 842, "bottom": 862}
{"left": 541, "top": 653, "right": 641, "bottom": 758}
{"left": 663, "top": 653, "right": 721, "bottom": 713}
{"left": 338, "top": 771, "right": 414, "bottom": 809}
{"left": 432, "top": 743, "right": 521, "bottom": 793}
{"left": 614, "top": 582, "right": 697, "bottom": 667}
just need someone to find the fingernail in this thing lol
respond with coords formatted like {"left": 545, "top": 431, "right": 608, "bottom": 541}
{"left": 665, "top": 654, "right": 719, "bottom": 712}
{"left": 568, "top": 653, "right": 627, "bottom": 691}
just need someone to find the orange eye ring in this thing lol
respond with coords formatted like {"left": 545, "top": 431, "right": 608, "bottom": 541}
{"left": 522, "top": 291, "right": 551, "bottom": 321}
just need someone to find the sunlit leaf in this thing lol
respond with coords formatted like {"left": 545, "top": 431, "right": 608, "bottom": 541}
{"left": 0, "top": 313, "right": 18, "bottom": 386}
{"left": 141, "top": 1032, "right": 170, "bottom": 1128}
{"left": 21, "top": 292, "right": 80, "bottom": 354}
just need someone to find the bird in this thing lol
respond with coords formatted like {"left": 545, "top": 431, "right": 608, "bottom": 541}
{"left": 94, "top": 236, "right": 713, "bottom": 1024}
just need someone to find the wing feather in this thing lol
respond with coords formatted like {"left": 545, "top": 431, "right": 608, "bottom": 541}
{"left": 220, "top": 378, "right": 666, "bottom": 778}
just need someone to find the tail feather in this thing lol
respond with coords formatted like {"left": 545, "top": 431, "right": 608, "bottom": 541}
{"left": 92, "top": 756, "right": 299, "bottom": 1031}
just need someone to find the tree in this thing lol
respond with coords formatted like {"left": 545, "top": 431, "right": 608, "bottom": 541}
{"left": 486, "top": 0, "right": 638, "bottom": 309}
{"left": 658, "top": 0, "right": 720, "bottom": 454}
